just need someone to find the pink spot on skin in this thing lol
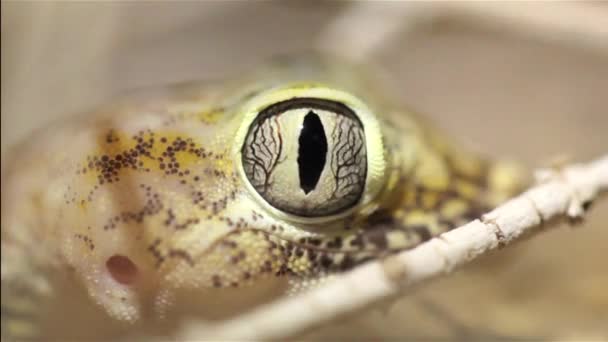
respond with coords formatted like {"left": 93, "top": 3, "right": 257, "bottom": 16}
{"left": 106, "top": 255, "right": 138, "bottom": 285}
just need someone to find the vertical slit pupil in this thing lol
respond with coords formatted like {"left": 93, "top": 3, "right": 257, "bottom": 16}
{"left": 298, "top": 111, "right": 327, "bottom": 194}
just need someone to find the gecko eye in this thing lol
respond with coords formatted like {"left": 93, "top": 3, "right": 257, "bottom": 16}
{"left": 236, "top": 85, "right": 386, "bottom": 222}
{"left": 241, "top": 98, "right": 367, "bottom": 217}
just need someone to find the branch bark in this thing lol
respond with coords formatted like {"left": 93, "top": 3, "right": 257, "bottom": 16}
{"left": 178, "top": 155, "right": 608, "bottom": 340}
{"left": 318, "top": 2, "right": 608, "bottom": 62}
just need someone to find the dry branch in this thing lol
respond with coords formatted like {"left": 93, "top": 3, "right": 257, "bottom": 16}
{"left": 318, "top": 2, "right": 608, "bottom": 61}
{"left": 179, "top": 155, "right": 608, "bottom": 340}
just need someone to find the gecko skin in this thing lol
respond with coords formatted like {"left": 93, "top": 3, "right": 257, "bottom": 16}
{"left": 1, "top": 57, "right": 525, "bottom": 337}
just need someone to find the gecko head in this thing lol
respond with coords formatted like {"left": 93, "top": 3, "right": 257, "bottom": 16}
{"left": 234, "top": 83, "right": 386, "bottom": 224}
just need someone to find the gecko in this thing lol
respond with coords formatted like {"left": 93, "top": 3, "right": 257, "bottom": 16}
{"left": 1, "top": 56, "right": 526, "bottom": 339}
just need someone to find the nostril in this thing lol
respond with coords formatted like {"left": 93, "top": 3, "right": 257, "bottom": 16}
{"left": 106, "top": 254, "right": 138, "bottom": 285}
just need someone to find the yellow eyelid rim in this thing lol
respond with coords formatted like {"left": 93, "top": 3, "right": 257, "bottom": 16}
{"left": 232, "top": 83, "right": 386, "bottom": 224}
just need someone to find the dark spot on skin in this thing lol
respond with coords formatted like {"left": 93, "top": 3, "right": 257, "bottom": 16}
{"left": 568, "top": 216, "right": 584, "bottom": 226}
{"left": 167, "top": 249, "right": 194, "bottom": 266}
{"left": 438, "top": 219, "right": 457, "bottom": 230}
{"left": 582, "top": 199, "right": 593, "bottom": 211}
{"left": 308, "top": 238, "right": 322, "bottom": 246}
{"left": 333, "top": 236, "right": 343, "bottom": 248}
{"left": 105, "top": 130, "right": 119, "bottom": 144}
{"left": 365, "top": 229, "right": 388, "bottom": 249}
{"left": 366, "top": 209, "right": 394, "bottom": 227}
{"left": 147, "top": 239, "right": 166, "bottom": 267}
{"left": 221, "top": 240, "right": 238, "bottom": 249}
{"left": 230, "top": 251, "right": 246, "bottom": 264}
{"left": 319, "top": 255, "right": 332, "bottom": 269}
{"left": 326, "top": 236, "right": 343, "bottom": 249}
{"left": 339, "top": 255, "right": 355, "bottom": 271}
{"left": 461, "top": 206, "right": 486, "bottom": 221}
{"left": 308, "top": 250, "right": 317, "bottom": 261}
{"left": 212, "top": 275, "right": 222, "bottom": 288}
{"left": 410, "top": 225, "right": 432, "bottom": 242}
{"left": 350, "top": 235, "right": 364, "bottom": 248}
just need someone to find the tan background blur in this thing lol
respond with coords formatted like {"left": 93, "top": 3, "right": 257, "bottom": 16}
{"left": 2, "top": 2, "right": 607, "bottom": 340}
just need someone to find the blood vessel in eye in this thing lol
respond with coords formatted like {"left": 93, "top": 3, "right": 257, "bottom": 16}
{"left": 298, "top": 111, "right": 327, "bottom": 194}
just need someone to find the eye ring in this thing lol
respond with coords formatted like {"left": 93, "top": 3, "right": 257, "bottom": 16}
{"left": 233, "top": 84, "right": 386, "bottom": 224}
{"left": 243, "top": 97, "right": 366, "bottom": 217}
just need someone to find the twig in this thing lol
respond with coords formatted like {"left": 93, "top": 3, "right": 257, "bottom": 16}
{"left": 178, "top": 155, "right": 608, "bottom": 340}
{"left": 317, "top": 2, "right": 608, "bottom": 62}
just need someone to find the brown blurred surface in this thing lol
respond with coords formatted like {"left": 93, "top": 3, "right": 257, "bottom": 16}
{"left": 2, "top": 2, "right": 607, "bottom": 340}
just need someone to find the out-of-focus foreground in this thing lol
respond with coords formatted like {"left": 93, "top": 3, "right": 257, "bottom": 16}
{"left": 2, "top": 2, "right": 607, "bottom": 340}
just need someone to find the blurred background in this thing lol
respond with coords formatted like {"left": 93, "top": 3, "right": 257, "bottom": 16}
{"left": 2, "top": 1, "right": 607, "bottom": 340}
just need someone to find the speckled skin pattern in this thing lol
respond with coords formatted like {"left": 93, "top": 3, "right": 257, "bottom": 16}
{"left": 1, "top": 58, "right": 525, "bottom": 335}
